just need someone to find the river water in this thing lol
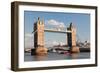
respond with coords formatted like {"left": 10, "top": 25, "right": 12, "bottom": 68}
{"left": 24, "top": 52, "right": 90, "bottom": 61}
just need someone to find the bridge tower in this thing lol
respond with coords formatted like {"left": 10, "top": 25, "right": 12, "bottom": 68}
{"left": 33, "top": 17, "right": 47, "bottom": 55}
{"left": 67, "top": 23, "right": 80, "bottom": 53}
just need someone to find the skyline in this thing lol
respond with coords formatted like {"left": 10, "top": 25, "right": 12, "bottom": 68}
{"left": 24, "top": 11, "right": 90, "bottom": 48}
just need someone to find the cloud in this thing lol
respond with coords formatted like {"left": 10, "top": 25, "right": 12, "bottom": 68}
{"left": 45, "top": 40, "right": 66, "bottom": 47}
{"left": 59, "top": 42, "right": 66, "bottom": 45}
{"left": 52, "top": 41, "right": 59, "bottom": 45}
{"left": 25, "top": 33, "right": 33, "bottom": 41}
{"left": 25, "top": 33, "right": 33, "bottom": 38}
{"left": 52, "top": 41, "right": 66, "bottom": 45}
{"left": 25, "top": 33, "right": 34, "bottom": 49}
{"left": 46, "top": 19, "right": 65, "bottom": 28}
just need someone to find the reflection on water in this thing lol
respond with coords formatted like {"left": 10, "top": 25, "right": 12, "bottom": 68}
{"left": 34, "top": 55, "right": 47, "bottom": 61}
{"left": 24, "top": 52, "right": 90, "bottom": 61}
{"left": 71, "top": 53, "right": 79, "bottom": 59}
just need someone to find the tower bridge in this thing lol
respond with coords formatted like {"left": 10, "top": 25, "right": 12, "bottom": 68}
{"left": 31, "top": 17, "right": 80, "bottom": 56}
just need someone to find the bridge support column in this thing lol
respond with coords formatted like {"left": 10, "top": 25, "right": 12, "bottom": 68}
{"left": 67, "top": 23, "right": 80, "bottom": 53}
{"left": 71, "top": 46, "right": 80, "bottom": 53}
{"left": 31, "top": 17, "right": 47, "bottom": 55}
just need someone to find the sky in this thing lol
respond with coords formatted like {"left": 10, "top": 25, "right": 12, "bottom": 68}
{"left": 24, "top": 11, "right": 90, "bottom": 48}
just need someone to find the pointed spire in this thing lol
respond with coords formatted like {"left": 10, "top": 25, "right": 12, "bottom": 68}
{"left": 37, "top": 17, "right": 40, "bottom": 24}
{"left": 70, "top": 22, "right": 73, "bottom": 28}
{"left": 42, "top": 17, "right": 44, "bottom": 24}
{"left": 38, "top": 17, "right": 40, "bottom": 20}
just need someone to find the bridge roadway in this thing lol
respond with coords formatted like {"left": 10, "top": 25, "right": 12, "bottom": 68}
{"left": 44, "top": 29, "right": 71, "bottom": 33}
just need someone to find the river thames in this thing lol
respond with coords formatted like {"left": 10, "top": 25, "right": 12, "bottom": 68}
{"left": 24, "top": 52, "right": 90, "bottom": 61}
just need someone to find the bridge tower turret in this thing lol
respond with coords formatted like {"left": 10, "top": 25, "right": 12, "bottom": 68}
{"left": 32, "top": 17, "right": 47, "bottom": 55}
